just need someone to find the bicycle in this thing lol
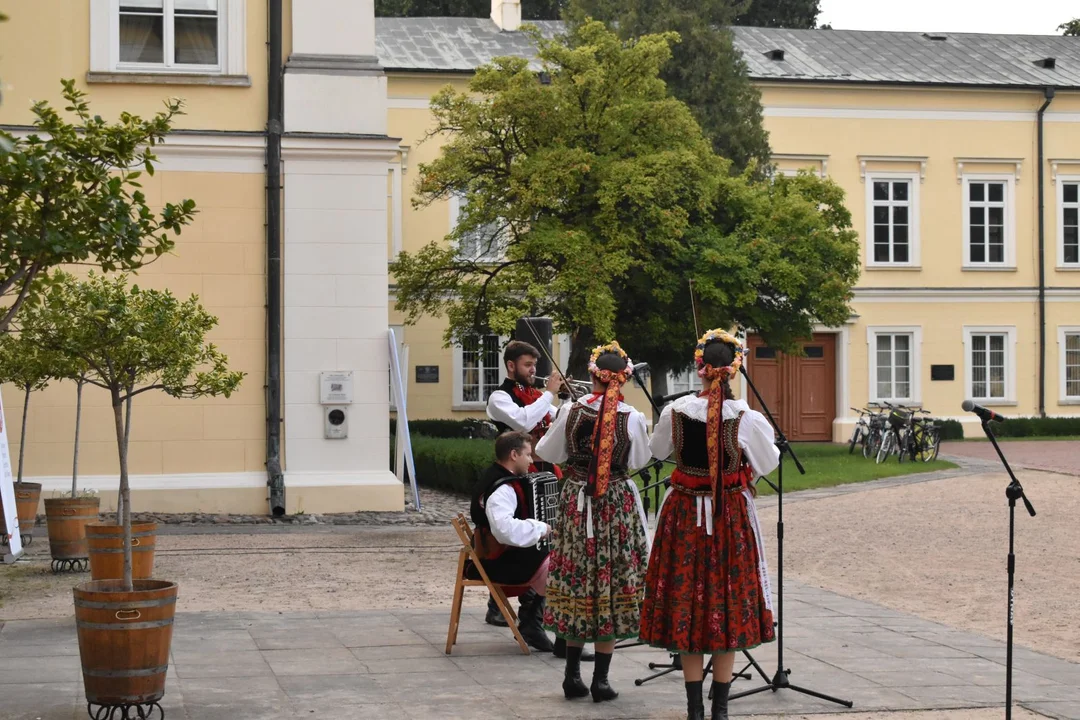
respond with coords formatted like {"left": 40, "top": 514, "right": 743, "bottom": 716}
{"left": 900, "top": 411, "right": 942, "bottom": 463}
{"left": 876, "top": 402, "right": 913, "bottom": 464}
{"left": 847, "top": 406, "right": 874, "bottom": 455}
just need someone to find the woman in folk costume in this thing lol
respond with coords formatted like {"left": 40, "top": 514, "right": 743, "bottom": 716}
{"left": 639, "top": 330, "right": 780, "bottom": 720}
{"left": 535, "top": 341, "right": 650, "bottom": 703}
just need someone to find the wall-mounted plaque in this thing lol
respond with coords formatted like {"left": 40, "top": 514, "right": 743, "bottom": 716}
{"left": 415, "top": 365, "right": 440, "bottom": 383}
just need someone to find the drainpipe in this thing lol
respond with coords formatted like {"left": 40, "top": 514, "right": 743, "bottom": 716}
{"left": 266, "top": 0, "right": 286, "bottom": 516}
{"left": 1037, "top": 87, "right": 1054, "bottom": 418}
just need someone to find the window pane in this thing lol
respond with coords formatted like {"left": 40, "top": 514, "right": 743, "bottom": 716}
{"left": 892, "top": 182, "right": 909, "bottom": 201}
{"left": 1067, "top": 334, "right": 1080, "bottom": 397}
{"left": 1066, "top": 183, "right": 1079, "bottom": 204}
{"left": 988, "top": 207, "right": 1004, "bottom": 225}
{"left": 1066, "top": 242, "right": 1079, "bottom": 265}
{"left": 119, "top": 8, "right": 164, "bottom": 64}
{"left": 1065, "top": 207, "right": 1078, "bottom": 227}
{"left": 873, "top": 182, "right": 889, "bottom": 201}
{"left": 176, "top": 0, "right": 218, "bottom": 9}
{"left": 893, "top": 206, "right": 908, "bottom": 225}
{"left": 969, "top": 182, "right": 984, "bottom": 202}
{"left": 989, "top": 183, "right": 1004, "bottom": 202}
{"left": 873, "top": 206, "right": 889, "bottom": 224}
{"left": 893, "top": 225, "right": 909, "bottom": 262}
{"left": 175, "top": 16, "right": 219, "bottom": 65}
{"left": 970, "top": 227, "right": 985, "bottom": 262}
{"left": 970, "top": 207, "right": 985, "bottom": 226}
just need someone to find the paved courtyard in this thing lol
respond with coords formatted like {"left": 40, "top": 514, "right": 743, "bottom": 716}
{"left": 2, "top": 577, "right": 1078, "bottom": 720}
{"left": 943, "top": 440, "right": 1080, "bottom": 477}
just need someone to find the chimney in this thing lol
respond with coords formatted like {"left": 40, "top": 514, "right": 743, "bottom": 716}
{"left": 492, "top": 0, "right": 522, "bottom": 32}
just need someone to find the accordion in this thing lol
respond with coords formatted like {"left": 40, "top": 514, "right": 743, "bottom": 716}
{"left": 523, "top": 471, "right": 560, "bottom": 551}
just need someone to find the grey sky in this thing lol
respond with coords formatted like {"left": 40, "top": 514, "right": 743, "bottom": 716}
{"left": 818, "top": 0, "right": 1077, "bottom": 35}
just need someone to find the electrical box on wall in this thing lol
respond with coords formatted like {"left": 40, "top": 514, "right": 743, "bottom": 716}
{"left": 320, "top": 371, "right": 353, "bottom": 440}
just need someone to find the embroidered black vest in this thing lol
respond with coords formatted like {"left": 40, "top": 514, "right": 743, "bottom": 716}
{"left": 468, "top": 463, "right": 547, "bottom": 586}
{"left": 673, "top": 411, "right": 745, "bottom": 478}
{"left": 564, "top": 403, "right": 632, "bottom": 478}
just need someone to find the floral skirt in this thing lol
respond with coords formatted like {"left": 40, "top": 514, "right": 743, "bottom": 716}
{"left": 543, "top": 476, "right": 649, "bottom": 643}
{"left": 639, "top": 485, "right": 775, "bottom": 654}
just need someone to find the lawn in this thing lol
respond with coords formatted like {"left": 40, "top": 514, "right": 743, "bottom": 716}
{"left": 633, "top": 442, "right": 956, "bottom": 503}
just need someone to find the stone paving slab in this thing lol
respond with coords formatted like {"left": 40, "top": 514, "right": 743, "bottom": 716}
{"left": 2, "top": 577, "right": 1079, "bottom": 720}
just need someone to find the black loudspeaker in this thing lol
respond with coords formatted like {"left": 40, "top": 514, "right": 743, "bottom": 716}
{"left": 516, "top": 317, "right": 553, "bottom": 378}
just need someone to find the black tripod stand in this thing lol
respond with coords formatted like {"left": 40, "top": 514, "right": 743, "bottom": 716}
{"left": 974, "top": 418, "right": 1036, "bottom": 720}
{"left": 729, "top": 365, "right": 853, "bottom": 708}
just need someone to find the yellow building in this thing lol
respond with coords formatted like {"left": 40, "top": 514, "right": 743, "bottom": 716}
{"left": 0, "top": 0, "right": 402, "bottom": 515}
{"left": 377, "top": 9, "right": 1080, "bottom": 441}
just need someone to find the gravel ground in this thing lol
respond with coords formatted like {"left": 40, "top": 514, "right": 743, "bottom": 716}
{"left": 3, "top": 469, "right": 1077, "bottom": 667}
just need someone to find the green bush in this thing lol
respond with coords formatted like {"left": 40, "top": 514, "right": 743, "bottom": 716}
{"left": 390, "top": 417, "right": 497, "bottom": 439}
{"left": 409, "top": 436, "right": 494, "bottom": 495}
{"left": 939, "top": 419, "right": 964, "bottom": 441}
{"left": 991, "top": 416, "right": 1080, "bottom": 438}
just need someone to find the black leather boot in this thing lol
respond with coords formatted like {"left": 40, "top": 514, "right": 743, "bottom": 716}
{"left": 590, "top": 652, "right": 618, "bottom": 702}
{"left": 710, "top": 680, "right": 731, "bottom": 720}
{"left": 553, "top": 637, "right": 594, "bottom": 662}
{"left": 485, "top": 594, "right": 508, "bottom": 627}
{"left": 517, "top": 594, "right": 554, "bottom": 653}
{"left": 685, "top": 680, "right": 705, "bottom": 720}
{"left": 562, "top": 644, "right": 590, "bottom": 699}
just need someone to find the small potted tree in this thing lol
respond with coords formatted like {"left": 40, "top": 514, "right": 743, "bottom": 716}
{"left": 29, "top": 271, "right": 243, "bottom": 717}
{"left": 0, "top": 328, "right": 61, "bottom": 553}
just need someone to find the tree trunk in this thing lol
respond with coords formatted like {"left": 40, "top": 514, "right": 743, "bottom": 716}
{"left": 71, "top": 380, "right": 84, "bottom": 497}
{"left": 111, "top": 391, "right": 133, "bottom": 592}
{"left": 16, "top": 383, "right": 30, "bottom": 484}
{"left": 567, "top": 327, "right": 596, "bottom": 379}
{"left": 649, "top": 370, "right": 670, "bottom": 424}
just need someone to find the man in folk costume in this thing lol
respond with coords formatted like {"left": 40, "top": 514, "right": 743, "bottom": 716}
{"left": 483, "top": 340, "right": 592, "bottom": 657}
{"left": 536, "top": 342, "right": 651, "bottom": 703}
{"left": 639, "top": 330, "right": 780, "bottom": 720}
{"left": 470, "top": 431, "right": 555, "bottom": 652}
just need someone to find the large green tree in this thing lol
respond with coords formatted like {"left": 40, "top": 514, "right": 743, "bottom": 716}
{"left": 391, "top": 22, "right": 859, "bottom": 378}
{"left": 393, "top": 22, "right": 721, "bottom": 371}
{"left": 566, "top": 0, "right": 771, "bottom": 174}
{"left": 376, "top": 0, "right": 565, "bottom": 20}
{"left": 735, "top": 0, "right": 820, "bottom": 28}
{"left": 0, "top": 80, "right": 197, "bottom": 333}
{"left": 1060, "top": 18, "right": 1080, "bottom": 36}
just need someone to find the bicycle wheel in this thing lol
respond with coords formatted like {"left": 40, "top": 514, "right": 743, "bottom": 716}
{"left": 848, "top": 425, "right": 862, "bottom": 454}
{"left": 898, "top": 429, "right": 912, "bottom": 463}
{"left": 864, "top": 428, "right": 881, "bottom": 459}
{"left": 876, "top": 432, "right": 894, "bottom": 464}
{"left": 927, "top": 427, "right": 942, "bottom": 462}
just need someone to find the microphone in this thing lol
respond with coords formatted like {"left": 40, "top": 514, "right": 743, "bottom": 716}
{"left": 632, "top": 362, "right": 650, "bottom": 374}
{"left": 961, "top": 400, "right": 1007, "bottom": 423}
{"left": 656, "top": 389, "right": 697, "bottom": 405}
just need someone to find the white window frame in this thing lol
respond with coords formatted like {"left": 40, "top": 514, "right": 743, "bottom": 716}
{"left": 866, "top": 326, "right": 922, "bottom": 404}
{"left": 1056, "top": 175, "right": 1080, "bottom": 269}
{"left": 961, "top": 174, "right": 1016, "bottom": 270}
{"left": 865, "top": 172, "right": 920, "bottom": 268}
{"left": 1059, "top": 326, "right": 1080, "bottom": 405}
{"left": 90, "top": 0, "right": 247, "bottom": 77}
{"left": 963, "top": 326, "right": 1017, "bottom": 405}
{"left": 448, "top": 193, "right": 505, "bottom": 263}
{"left": 666, "top": 367, "right": 697, "bottom": 396}
{"left": 452, "top": 333, "right": 508, "bottom": 411}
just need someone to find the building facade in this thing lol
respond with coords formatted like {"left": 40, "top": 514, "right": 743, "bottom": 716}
{"left": 0, "top": 0, "right": 402, "bottom": 514}
{"left": 378, "top": 11, "right": 1080, "bottom": 441}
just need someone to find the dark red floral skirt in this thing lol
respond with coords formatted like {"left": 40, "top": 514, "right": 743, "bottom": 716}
{"left": 639, "top": 485, "right": 775, "bottom": 654}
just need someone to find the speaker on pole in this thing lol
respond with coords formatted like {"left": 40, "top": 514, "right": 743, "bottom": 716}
{"left": 516, "top": 317, "right": 553, "bottom": 378}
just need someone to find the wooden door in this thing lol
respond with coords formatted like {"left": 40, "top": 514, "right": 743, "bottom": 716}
{"left": 745, "top": 334, "right": 837, "bottom": 442}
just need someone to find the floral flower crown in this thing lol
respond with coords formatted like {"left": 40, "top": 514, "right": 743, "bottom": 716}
{"left": 588, "top": 340, "right": 634, "bottom": 383}
{"left": 694, "top": 328, "right": 744, "bottom": 380}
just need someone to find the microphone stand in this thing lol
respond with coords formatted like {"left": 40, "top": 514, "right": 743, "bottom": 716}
{"left": 975, "top": 418, "right": 1036, "bottom": 720}
{"left": 729, "top": 365, "right": 853, "bottom": 708}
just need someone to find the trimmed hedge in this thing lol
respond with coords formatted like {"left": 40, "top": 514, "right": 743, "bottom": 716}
{"left": 390, "top": 417, "right": 498, "bottom": 439}
{"left": 939, "top": 419, "right": 964, "bottom": 441}
{"left": 990, "top": 416, "right": 1080, "bottom": 438}
{"left": 410, "top": 435, "right": 494, "bottom": 495}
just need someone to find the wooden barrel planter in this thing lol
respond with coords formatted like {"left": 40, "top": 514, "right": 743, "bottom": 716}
{"left": 87, "top": 522, "right": 158, "bottom": 581}
{"left": 74, "top": 579, "right": 177, "bottom": 713}
{"left": 44, "top": 496, "right": 100, "bottom": 573}
{"left": 0, "top": 481, "right": 40, "bottom": 546}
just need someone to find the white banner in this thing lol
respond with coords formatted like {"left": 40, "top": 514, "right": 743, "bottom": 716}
{"left": 0, "top": 389, "right": 23, "bottom": 562}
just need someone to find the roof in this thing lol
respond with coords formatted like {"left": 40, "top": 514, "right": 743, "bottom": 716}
{"left": 732, "top": 27, "right": 1080, "bottom": 88}
{"left": 374, "top": 18, "right": 1080, "bottom": 89}
{"left": 374, "top": 17, "right": 562, "bottom": 73}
